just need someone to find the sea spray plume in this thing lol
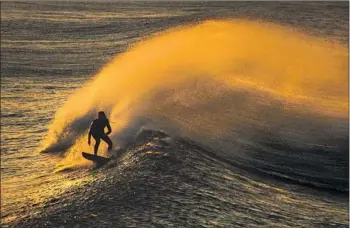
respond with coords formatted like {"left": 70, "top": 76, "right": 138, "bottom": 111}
{"left": 40, "top": 20, "right": 347, "bottom": 175}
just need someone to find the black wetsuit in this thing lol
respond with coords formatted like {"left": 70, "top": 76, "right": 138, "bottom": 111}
{"left": 90, "top": 118, "right": 109, "bottom": 138}
{"left": 89, "top": 118, "right": 113, "bottom": 154}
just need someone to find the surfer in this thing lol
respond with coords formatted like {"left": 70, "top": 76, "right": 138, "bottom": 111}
{"left": 88, "top": 111, "right": 113, "bottom": 155}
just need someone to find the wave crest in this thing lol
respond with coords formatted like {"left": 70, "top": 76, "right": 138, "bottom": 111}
{"left": 40, "top": 20, "right": 348, "bottom": 189}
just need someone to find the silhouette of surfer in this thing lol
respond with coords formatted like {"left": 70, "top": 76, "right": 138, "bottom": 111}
{"left": 88, "top": 111, "right": 113, "bottom": 155}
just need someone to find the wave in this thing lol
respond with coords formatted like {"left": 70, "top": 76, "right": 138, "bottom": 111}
{"left": 40, "top": 20, "right": 348, "bottom": 191}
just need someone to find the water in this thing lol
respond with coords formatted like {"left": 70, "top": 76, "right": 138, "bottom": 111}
{"left": 1, "top": 1, "right": 348, "bottom": 227}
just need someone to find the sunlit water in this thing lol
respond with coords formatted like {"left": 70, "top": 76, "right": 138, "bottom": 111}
{"left": 1, "top": 1, "right": 348, "bottom": 226}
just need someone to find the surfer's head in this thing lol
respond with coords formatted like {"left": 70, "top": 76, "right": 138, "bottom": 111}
{"left": 98, "top": 111, "right": 107, "bottom": 120}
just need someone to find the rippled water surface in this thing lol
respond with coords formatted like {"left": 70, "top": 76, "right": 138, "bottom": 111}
{"left": 1, "top": 1, "right": 348, "bottom": 227}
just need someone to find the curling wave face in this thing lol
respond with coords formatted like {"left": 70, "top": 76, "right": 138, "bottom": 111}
{"left": 41, "top": 20, "right": 348, "bottom": 191}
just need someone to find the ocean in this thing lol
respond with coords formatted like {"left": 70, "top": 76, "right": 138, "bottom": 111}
{"left": 1, "top": 1, "right": 348, "bottom": 227}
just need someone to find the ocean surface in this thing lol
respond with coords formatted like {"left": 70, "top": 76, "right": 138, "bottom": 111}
{"left": 1, "top": 1, "right": 349, "bottom": 227}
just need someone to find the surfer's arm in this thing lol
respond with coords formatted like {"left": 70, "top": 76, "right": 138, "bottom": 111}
{"left": 88, "top": 122, "right": 93, "bottom": 145}
{"left": 88, "top": 131, "right": 92, "bottom": 145}
{"left": 106, "top": 121, "right": 112, "bottom": 135}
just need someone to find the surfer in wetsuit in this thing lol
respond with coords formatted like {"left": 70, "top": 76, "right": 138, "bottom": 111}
{"left": 88, "top": 111, "right": 113, "bottom": 155}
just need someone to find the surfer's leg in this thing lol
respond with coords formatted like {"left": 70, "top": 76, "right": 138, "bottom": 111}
{"left": 101, "top": 134, "right": 113, "bottom": 152}
{"left": 93, "top": 136, "right": 101, "bottom": 155}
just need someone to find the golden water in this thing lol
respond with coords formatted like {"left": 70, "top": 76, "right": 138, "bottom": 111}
{"left": 41, "top": 20, "right": 348, "bottom": 168}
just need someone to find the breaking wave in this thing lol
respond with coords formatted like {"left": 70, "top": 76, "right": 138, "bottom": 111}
{"left": 40, "top": 20, "right": 348, "bottom": 191}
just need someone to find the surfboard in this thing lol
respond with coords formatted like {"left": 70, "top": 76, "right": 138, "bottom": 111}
{"left": 82, "top": 152, "right": 110, "bottom": 165}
